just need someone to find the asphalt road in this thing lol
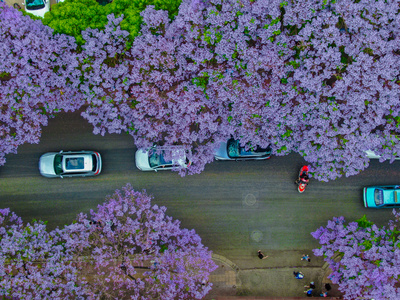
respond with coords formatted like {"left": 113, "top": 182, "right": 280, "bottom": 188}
{"left": 0, "top": 111, "right": 397, "bottom": 269}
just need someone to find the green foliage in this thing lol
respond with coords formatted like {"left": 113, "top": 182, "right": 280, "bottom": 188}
{"left": 43, "top": 0, "right": 182, "bottom": 46}
{"left": 43, "top": 0, "right": 107, "bottom": 45}
{"left": 279, "top": 1, "right": 288, "bottom": 7}
{"left": 107, "top": 0, "right": 181, "bottom": 46}
{"left": 21, "top": 10, "right": 44, "bottom": 21}
{"left": 0, "top": 72, "right": 11, "bottom": 79}
{"left": 276, "top": 145, "right": 287, "bottom": 153}
{"left": 356, "top": 215, "right": 373, "bottom": 229}
{"left": 192, "top": 72, "right": 209, "bottom": 90}
{"left": 203, "top": 29, "right": 223, "bottom": 46}
{"left": 287, "top": 60, "right": 300, "bottom": 69}
{"left": 282, "top": 129, "right": 292, "bottom": 138}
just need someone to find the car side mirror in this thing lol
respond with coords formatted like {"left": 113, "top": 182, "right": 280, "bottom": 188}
{"left": 59, "top": 150, "right": 63, "bottom": 154}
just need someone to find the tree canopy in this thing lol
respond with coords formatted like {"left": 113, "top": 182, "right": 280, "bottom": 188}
{"left": 0, "top": 185, "right": 217, "bottom": 299}
{"left": 1, "top": 0, "right": 400, "bottom": 180}
{"left": 312, "top": 211, "right": 400, "bottom": 300}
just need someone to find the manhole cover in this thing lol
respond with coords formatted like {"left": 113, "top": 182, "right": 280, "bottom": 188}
{"left": 250, "top": 230, "right": 263, "bottom": 242}
{"left": 250, "top": 273, "right": 262, "bottom": 285}
{"left": 244, "top": 193, "right": 257, "bottom": 206}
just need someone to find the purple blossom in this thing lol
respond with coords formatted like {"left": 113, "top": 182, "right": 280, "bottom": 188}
{"left": 312, "top": 211, "right": 400, "bottom": 300}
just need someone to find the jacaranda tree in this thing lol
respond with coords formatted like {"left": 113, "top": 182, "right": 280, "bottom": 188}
{"left": 0, "top": 208, "right": 87, "bottom": 298}
{"left": 0, "top": 3, "right": 83, "bottom": 166}
{"left": 1, "top": 0, "right": 400, "bottom": 181}
{"left": 77, "top": 0, "right": 400, "bottom": 179}
{"left": 281, "top": 0, "right": 400, "bottom": 180}
{"left": 0, "top": 185, "right": 217, "bottom": 299}
{"left": 311, "top": 210, "right": 400, "bottom": 300}
{"left": 79, "top": 0, "right": 291, "bottom": 175}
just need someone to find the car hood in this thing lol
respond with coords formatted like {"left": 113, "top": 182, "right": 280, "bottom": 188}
{"left": 39, "top": 153, "right": 56, "bottom": 176}
{"left": 30, "top": 7, "right": 48, "bottom": 18}
{"left": 135, "top": 150, "right": 151, "bottom": 171}
{"left": 214, "top": 142, "right": 229, "bottom": 159}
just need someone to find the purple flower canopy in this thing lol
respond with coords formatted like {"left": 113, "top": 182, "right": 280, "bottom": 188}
{"left": 0, "top": 2, "right": 83, "bottom": 165}
{"left": 1, "top": 0, "right": 400, "bottom": 180}
{"left": 0, "top": 184, "right": 217, "bottom": 299}
{"left": 312, "top": 210, "right": 400, "bottom": 300}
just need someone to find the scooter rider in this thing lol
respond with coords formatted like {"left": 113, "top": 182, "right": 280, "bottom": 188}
{"left": 299, "top": 173, "right": 309, "bottom": 184}
{"left": 295, "top": 173, "right": 309, "bottom": 185}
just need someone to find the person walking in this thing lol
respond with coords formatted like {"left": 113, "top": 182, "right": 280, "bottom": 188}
{"left": 301, "top": 254, "right": 311, "bottom": 262}
{"left": 304, "top": 288, "right": 313, "bottom": 297}
{"left": 257, "top": 250, "right": 269, "bottom": 260}
{"left": 304, "top": 281, "right": 315, "bottom": 289}
{"left": 293, "top": 271, "right": 304, "bottom": 279}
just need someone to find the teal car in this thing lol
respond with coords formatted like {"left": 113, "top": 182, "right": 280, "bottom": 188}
{"left": 363, "top": 186, "right": 400, "bottom": 208}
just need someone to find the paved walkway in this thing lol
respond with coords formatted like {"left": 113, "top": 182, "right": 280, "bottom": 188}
{"left": 207, "top": 251, "right": 343, "bottom": 299}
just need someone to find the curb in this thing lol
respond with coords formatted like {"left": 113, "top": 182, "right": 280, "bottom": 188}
{"left": 320, "top": 254, "right": 343, "bottom": 298}
{"left": 212, "top": 253, "right": 241, "bottom": 273}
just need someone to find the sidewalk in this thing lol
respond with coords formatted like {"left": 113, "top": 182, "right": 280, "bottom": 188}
{"left": 206, "top": 251, "right": 343, "bottom": 299}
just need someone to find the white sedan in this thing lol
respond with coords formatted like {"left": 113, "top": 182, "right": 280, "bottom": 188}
{"left": 365, "top": 150, "right": 400, "bottom": 160}
{"left": 135, "top": 147, "right": 191, "bottom": 172}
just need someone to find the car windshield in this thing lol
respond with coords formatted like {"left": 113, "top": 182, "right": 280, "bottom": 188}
{"left": 227, "top": 139, "right": 269, "bottom": 158}
{"left": 26, "top": 0, "right": 45, "bottom": 9}
{"left": 149, "top": 151, "right": 171, "bottom": 168}
{"left": 374, "top": 189, "right": 384, "bottom": 206}
{"left": 54, "top": 154, "right": 63, "bottom": 175}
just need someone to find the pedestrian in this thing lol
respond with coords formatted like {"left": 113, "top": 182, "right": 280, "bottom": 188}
{"left": 258, "top": 250, "right": 268, "bottom": 260}
{"left": 293, "top": 271, "right": 304, "bottom": 279}
{"left": 301, "top": 254, "right": 311, "bottom": 262}
{"left": 304, "top": 288, "right": 313, "bottom": 297}
{"left": 304, "top": 281, "right": 315, "bottom": 289}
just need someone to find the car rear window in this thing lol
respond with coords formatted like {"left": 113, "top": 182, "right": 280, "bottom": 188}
{"left": 91, "top": 154, "right": 98, "bottom": 171}
{"left": 374, "top": 189, "right": 384, "bottom": 206}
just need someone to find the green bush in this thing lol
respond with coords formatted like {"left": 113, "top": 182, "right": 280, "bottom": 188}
{"left": 42, "top": 0, "right": 182, "bottom": 46}
{"left": 43, "top": 0, "right": 106, "bottom": 45}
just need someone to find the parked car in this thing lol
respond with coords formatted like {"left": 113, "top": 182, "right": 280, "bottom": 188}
{"left": 214, "top": 138, "right": 272, "bottom": 161}
{"left": 363, "top": 185, "right": 400, "bottom": 208}
{"left": 364, "top": 150, "right": 400, "bottom": 160}
{"left": 135, "top": 146, "right": 191, "bottom": 171}
{"left": 22, "top": 0, "right": 50, "bottom": 18}
{"left": 39, "top": 150, "right": 102, "bottom": 178}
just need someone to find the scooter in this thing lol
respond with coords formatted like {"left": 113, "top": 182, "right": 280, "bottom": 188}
{"left": 296, "top": 165, "right": 309, "bottom": 193}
